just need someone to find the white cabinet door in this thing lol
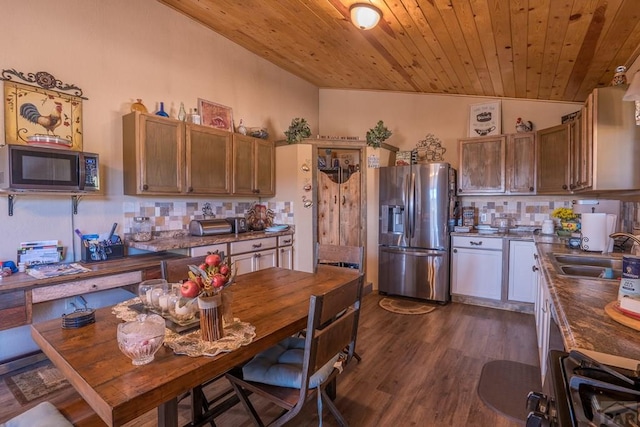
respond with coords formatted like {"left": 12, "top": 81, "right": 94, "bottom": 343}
{"left": 508, "top": 241, "right": 536, "bottom": 303}
{"left": 231, "top": 249, "right": 277, "bottom": 276}
{"left": 279, "top": 246, "right": 294, "bottom": 270}
{"left": 451, "top": 246, "right": 502, "bottom": 299}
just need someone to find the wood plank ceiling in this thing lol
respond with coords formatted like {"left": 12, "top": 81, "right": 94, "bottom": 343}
{"left": 158, "top": 0, "right": 640, "bottom": 102}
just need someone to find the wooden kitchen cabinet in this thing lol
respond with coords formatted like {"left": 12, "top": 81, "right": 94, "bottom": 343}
{"left": 536, "top": 123, "right": 571, "bottom": 194}
{"left": 458, "top": 135, "right": 506, "bottom": 194}
{"left": 451, "top": 236, "right": 502, "bottom": 300}
{"left": 123, "top": 112, "right": 273, "bottom": 196}
{"left": 232, "top": 134, "right": 275, "bottom": 197}
{"left": 186, "top": 125, "right": 232, "bottom": 195}
{"left": 536, "top": 85, "right": 640, "bottom": 194}
{"left": 123, "top": 112, "right": 184, "bottom": 195}
{"left": 506, "top": 133, "right": 536, "bottom": 194}
{"left": 230, "top": 237, "right": 277, "bottom": 275}
{"left": 0, "top": 289, "right": 30, "bottom": 331}
{"left": 278, "top": 235, "right": 294, "bottom": 270}
{"left": 458, "top": 133, "right": 535, "bottom": 195}
{"left": 508, "top": 240, "right": 536, "bottom": 303}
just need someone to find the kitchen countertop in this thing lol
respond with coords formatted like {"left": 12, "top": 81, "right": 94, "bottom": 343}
{"left": 125, "top": 228, "right": 294, "bottom": 252}
{"left": 450, "top": 228, "right": 535, "bottom": 241}
{"left": 533, "top": 235, "right": 640, "bottom": 361}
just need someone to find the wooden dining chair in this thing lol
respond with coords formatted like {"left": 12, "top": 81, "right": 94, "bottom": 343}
{"left": 225, "top": 273, "right": 364, "bottom": 427}
{"left": 160, "top": 254, "right": 207, "bottom": 283}
{"left": 316, "top": 243, "right": 364, "bottom": 362}
{"left": 316, "top": 243, "right": 364, "bottom": 273}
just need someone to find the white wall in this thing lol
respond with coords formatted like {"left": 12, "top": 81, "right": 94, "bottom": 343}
{"left": 0, "top": 0, "right": 319, "bottom": 362}
{"left": 318, "top": 89, "right": 582, "bottom": 169}
{"left": 0, "top": 0, "right": 319, "bottom": 264}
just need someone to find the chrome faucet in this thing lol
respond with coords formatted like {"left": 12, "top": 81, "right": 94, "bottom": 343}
{"left": 609, "top": 232, "right": 640, "bottom": 255}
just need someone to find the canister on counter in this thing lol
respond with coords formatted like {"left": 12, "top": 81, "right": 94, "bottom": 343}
{"left": 618, "top": 255, "right": 640, "bottom": 300}
{"left": 462, "top": 207, "right": 475, "bottom": 226}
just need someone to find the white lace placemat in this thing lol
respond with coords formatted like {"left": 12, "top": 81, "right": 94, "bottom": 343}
{"left": 112, "top": 298, "right": 256, "bottom": 357}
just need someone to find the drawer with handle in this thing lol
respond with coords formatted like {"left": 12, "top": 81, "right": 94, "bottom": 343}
{"left": 230, "top": 237, "right": 277, "bottom": 255}
{"left": 452, "top": 235, "right": 503, "bottom": 250}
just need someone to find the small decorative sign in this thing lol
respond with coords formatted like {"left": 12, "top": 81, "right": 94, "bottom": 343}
{"left": 367, "top": 154, "right": 379, "bottom": 168}
{"left": 468, "top": 101, "right": 501, "bottom": 137}
{"left": 198, "top": 98, "right": 233, "bottom": 132}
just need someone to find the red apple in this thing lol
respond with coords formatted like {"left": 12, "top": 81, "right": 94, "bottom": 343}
{"left": 205, "top": 253, "right": 222, "bottom": 267}
{"left": 198, "top": 263, "right": 208, "bottom": 271}
{"left": 219, "top": 264, "right": 230, "bottom": 276}
{"left": 211, "top": 274, "right": 226, "bottom": 288}
{"left": 181, "top": 280, "right": 200, "bottom": 298}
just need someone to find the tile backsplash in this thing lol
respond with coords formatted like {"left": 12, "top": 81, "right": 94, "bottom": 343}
{"left": 123, "top": 200, "right": 294, "bottom": 236}
{"left": 461, "top": 197, "right": 639, "bottom": 232}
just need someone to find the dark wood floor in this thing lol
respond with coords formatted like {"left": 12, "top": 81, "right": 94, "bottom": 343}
{"left": 0, "top": 293, "right": 537, "bottom": 426}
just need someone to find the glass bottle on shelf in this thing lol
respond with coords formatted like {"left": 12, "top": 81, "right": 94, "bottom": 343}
{"left": 131, "top": 99, "right": 148, "bottom": 113}
{"left": 178, "top": 102, "right": 187, "bottom": 121}
{"left": 155, "top": 102, "right": 169, "bottom": 117}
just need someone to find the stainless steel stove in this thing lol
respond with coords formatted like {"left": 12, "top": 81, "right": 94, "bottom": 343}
{"left": 528, "top": 350, "right": 640, "bottom": 426}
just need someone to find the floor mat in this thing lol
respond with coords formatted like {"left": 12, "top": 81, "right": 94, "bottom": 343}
{"left": 378, "top": 297, "right": 437, "bottom": 314}
{"left": 477, "top": 360, "right": 541, "bottom": 424}
{"left": 3, "top": 360, "right": 70, "bottom": 405}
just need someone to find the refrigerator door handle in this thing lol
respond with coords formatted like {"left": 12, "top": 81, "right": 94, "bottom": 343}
{"left": 408, "top": 172, "right": 416, "bottom": 239}
{"left": 404, "top": 175, "right": 411, "bottom": 240}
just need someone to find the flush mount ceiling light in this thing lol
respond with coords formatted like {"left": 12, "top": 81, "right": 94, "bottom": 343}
{"left": 350, "top": 3, "right": 382, "bottom": 30}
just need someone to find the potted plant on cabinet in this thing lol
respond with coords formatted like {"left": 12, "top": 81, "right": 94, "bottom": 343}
{"left": 284, "top": 117, "right": 311, "bottom": 144}
{"left": 366, "top": 120, "right": 392, "bottom": 148}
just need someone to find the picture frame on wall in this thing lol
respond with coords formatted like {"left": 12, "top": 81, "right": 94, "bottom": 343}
{"left": 3, "top": 80, "right": 84, "bottom": 151}
{"left": 468, "top": 101, "right": 501, "bottom": 137}
{"left": 198, "top": 98, "right": 233, "bottom": 132}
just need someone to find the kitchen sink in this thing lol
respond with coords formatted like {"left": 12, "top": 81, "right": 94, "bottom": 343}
{"left": 551, "top": 253, "right": 623, "bottom": 281}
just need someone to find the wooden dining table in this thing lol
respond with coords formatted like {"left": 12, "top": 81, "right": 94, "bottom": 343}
{"left": 30, "top": 265, "right": 361, "bottom": 427}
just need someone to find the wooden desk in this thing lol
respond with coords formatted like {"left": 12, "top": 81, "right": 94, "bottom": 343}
{"left": 31, "top": 266, "right": 360, "bottom": 426}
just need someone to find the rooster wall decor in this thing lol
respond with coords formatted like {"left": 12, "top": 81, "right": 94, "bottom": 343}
{"left": 1, "top": 69, "right": 85, "bottom": 150}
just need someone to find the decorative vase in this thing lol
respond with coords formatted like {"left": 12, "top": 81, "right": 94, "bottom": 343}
{"left": 198, "top": 294, "right": 224, "bottom": 342}
{"left": 561, "top": 220, "right": 580, "bottom": 232}
{"left": 178, "top": 102, "right": 186, "bottom": 121}
{"left": 156, "top": 102, "right": 169, "bottom": 117}
{"left": 131, "top": 99, "right": 148, "bottom": 113}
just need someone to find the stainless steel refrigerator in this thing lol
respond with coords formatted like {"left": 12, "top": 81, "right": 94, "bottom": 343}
{"left": 378, "top": 162, "right": 456, "bottom": 302}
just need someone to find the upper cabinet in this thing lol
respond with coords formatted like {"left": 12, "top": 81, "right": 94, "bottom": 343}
{"left": 458, "top": 135, "right": 506, "bottom": 194}
{"left": 536, "top": 85, "right": 640, "bottom": 194}
{"left": 123, "top": 112, "right": 273, "bottom": 197}
{"left": 232, "top": 134, "right": 275, "bottom": 197}
{"left": 123, "top": 112, "right": 185, "bottom": 195}
{"left": 458, "top": 133, "right": 535, "bottom": 195}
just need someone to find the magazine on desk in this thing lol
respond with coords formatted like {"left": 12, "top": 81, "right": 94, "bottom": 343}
{"left": 27, "top": 263, "right": 91, "bottom": 279}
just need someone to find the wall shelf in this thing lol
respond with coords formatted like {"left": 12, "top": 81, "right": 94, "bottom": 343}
{"left": 0, "top": 190, "right": 98, "bottom": 216}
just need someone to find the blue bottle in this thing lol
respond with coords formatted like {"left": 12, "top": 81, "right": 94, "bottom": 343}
{"left": 156, "top": 102, "right": 169, "bottom": 117}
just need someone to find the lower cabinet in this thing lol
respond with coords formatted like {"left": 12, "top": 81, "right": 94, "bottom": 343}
{"left": 278, "top": 235, "right": 294, "bottom": 270}
{"left": 451, "top": 236, "right": 503, "bottom": 300}
{"left": 534, "top": 263, "right": 552, "bottom": 385}
{"left": 230, "top": 237, "right": 278, "bottom": 275}
{"left": 508, "top": 241, "right": 536, "bottom": 303}
{"left": 190, "top": 243, "right": 228, "bottom": 257}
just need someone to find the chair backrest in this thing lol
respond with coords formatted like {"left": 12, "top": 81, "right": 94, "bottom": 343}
{"left": 160, "top": 255, "right": 207, "bottom": 283}
{"left": 316, "top": 243, "right": 364, "bottom": 273}
{"left": 301, "top": 273, "right": 364, "bottom": 389}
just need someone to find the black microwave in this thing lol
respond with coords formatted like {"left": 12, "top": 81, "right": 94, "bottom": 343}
{"left": 0, "top": 145, "right": 100, "bottom": 192}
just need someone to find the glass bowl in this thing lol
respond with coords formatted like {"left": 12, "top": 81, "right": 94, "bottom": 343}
{"left": 117, "top": 314, "right": 166, "bottom": 365}
{"left": 168, "top": 295, "right": 198, "bottom": 325}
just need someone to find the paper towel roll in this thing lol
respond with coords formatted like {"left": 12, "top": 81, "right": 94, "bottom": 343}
{"left": 581, "top": 213, "right": 607, "bottom": 252}
{"left": 606, "top": 214, "right": 617, "bottom": 253}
